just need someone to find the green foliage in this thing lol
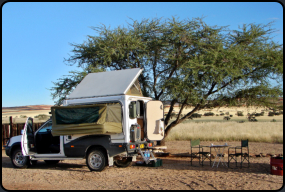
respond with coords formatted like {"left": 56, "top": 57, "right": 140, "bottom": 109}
{"left": 50, "top": 16, "right": 283, "bottom": 140}
{"left": 50, "top": 68, "right": 105, "bottom": 106}
{"left": 268, "top": 112, "right": 275, "bottom": 116}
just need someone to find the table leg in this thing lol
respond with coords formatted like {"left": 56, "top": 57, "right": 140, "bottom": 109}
{"left": 212, "top": 147, "right": 228, "bottom": 168}
{"left": 220, "top": 147, "right": 227, "bottom": 167}
{"left": 212, "top": 147, "right": 218, "bottom": 168}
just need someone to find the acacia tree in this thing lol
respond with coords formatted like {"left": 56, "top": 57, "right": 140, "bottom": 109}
{"left": 50, "top": 17, "right": 283, "bottom": 144}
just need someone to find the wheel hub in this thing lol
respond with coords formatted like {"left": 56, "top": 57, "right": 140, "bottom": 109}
{"left": 90, "top": 154, "right": 102, "bottom": 168}
{"left": 14, "top": 152, "right": 25, "bottom": 166}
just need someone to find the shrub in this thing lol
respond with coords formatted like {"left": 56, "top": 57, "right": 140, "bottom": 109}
{"left": 268, "top": 112, "right": 275, "bottom": 116}
{"left": 237, "top": 111, "right": 244, "bottom": 116}
{"left": 223, "top": 116, "right": 230, "bottom": 120}
{"left": 20, "top": 115, "right": 27, "bottom": 118}
{"left": 230, "top": 115, "right": 233, "bottom": 117}
{"left": 204, "top": 112, "right": 215, "bottom": 116}
{"left": 35, "top": 114, "right": 50, "bottom": 120}
{"left": 170, "top": 112, "right": 176, "bottom": 118}
{"left": 220, "top": 113, "right": 225, "bottom": 116}
{"left": 271, "top": 119, "right": 277, "bottom": 122}
{"left": 191, "top": 113, "right": 202, "bottom": 118}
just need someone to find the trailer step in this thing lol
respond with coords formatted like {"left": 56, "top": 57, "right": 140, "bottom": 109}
{"left": 137, "top": 148, "right": 157, "bottom": 164}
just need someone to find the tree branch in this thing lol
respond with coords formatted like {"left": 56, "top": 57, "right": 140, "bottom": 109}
{"left": 175, "top": 96, "right": 188, "bottom": 122}
{"left": 157, "top": 62, "right": 178, "bottom": 99}
{"left": 164, "top": 98, "right": 177, "bottom": 126}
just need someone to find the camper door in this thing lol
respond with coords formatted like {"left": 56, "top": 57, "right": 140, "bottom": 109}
{"left": 145, "top": 101, "right": 164, "bottom": 141}
{"left": 21, "top": 117, "right": 36, "bottom": 156}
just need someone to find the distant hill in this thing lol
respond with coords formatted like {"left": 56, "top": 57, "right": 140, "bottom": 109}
{"left": 2, "top": 105, "right": 53, "bottom": 113}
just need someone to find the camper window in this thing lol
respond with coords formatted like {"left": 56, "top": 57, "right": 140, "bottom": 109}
{"left": 129, "top": 101, "right": 136, "bottom": 119}
{"left": 137, "top": 100, "right": 144, "bottom": 118}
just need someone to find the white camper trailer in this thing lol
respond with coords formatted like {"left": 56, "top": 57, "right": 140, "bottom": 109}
{"left": 5, "top": 68, "right": 165, "bottom": 172}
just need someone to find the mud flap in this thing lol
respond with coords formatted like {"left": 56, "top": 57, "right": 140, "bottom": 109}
{"left": 132, "top": 156, "right": 136, "bottom": 162}
{"left": 108, "top": 155, "right": 114, "bottom": 166}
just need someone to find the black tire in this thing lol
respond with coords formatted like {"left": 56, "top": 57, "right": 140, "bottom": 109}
{"left": 114, "top": 157, "right": 132, "bottom": 168}
{"left": 11, "top": 148, "right": 29, "bottom": 169}
{"left": 44, "top": 160, "right": 60, "bottom": 164}
{"left": 86, "top": 149, "right": 106, "bottom": 172}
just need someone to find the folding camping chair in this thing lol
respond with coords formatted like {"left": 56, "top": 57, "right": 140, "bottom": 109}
{"left": 190, "top": 139, "right": 211, "bottom": 166}
{"left": 228, "top": 139, "right": 249, "bottom": 168}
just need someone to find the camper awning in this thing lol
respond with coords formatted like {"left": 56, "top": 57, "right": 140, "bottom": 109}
{"left": 51, "top": 103, "right": 122, "bottom": 136}
{"left": 67, "top": 68, "right": 143, "bottom": 99}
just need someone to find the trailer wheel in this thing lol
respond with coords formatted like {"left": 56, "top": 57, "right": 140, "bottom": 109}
{"left": 11, "top": 148, "right": 29, "bottom": 169}
{"left": 86, "top": 149, "right": 106, "bottom": 172}
{"left": 114, "top": 157, "right": 132, "bottom": 168}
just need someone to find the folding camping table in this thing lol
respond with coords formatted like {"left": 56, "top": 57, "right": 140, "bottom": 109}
{"left": 207, "top": 144, "right": 230, "bottom": 168}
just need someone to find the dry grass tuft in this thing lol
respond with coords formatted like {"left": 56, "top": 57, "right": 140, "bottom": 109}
{"left": 165, "top": 121, "right": 283, "bottom": 143}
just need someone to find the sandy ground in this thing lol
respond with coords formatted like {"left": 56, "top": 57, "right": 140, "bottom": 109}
{"left": 2, "top": 141, "right": 283, "bottom": 190}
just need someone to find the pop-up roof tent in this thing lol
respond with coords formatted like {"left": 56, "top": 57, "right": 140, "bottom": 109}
{"left": 67, "top": 68, "right": 143, "bottom": 99}
{"left": 51, "top": 68, "right": 143, "bottom": 136}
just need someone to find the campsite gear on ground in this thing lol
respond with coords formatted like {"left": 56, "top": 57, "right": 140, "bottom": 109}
{"left": 270, "top": 157, "right": 283, "bottom": 176}
{"left": 136, "top": 158, "right": 163, "bottom": 167}
{"left": 190, "top": 139, "right": 211, "bottom": 166}
{"left": 228, "top": 139, "right": 249, "bottom": 168}
{"left": 207, "top": 144, "right": 230, "bottom": 168}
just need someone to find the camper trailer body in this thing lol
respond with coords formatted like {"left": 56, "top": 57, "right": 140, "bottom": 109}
{"left": 62, "top": 94, "right": 153, "bottom": 144}
{"left": 5, "top": 68, "right": 165, "bottom": 172}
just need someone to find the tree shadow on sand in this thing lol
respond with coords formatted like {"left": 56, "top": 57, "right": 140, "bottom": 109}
{"left": 133, "top": 158, "right": 271, "bottom": 175}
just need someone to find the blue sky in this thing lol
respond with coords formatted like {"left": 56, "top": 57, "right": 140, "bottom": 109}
{"left": 2, "top": 2, "right": 283, "bottom": 107}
